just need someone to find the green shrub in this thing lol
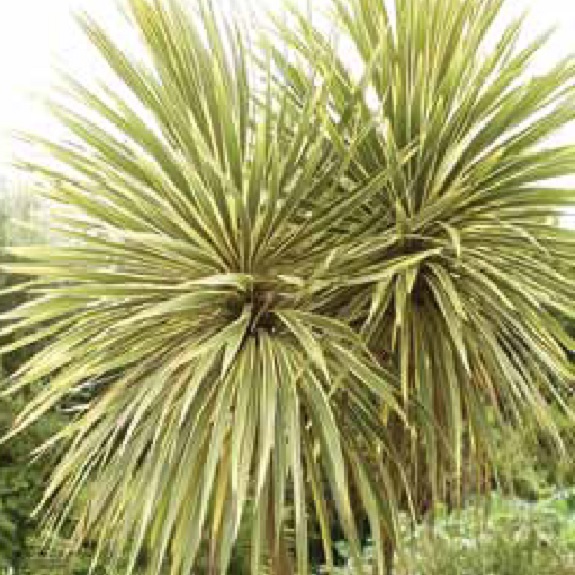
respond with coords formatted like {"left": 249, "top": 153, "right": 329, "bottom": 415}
{"left": 399, "top": 497, "right": 575, "bottom": 575}
{"left": 333, "top": 493, "right": 575, "bottom": 575}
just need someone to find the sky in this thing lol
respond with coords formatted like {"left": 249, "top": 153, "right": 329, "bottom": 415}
{"left": 0, "top": 0, "right": 574, "bottom": 219}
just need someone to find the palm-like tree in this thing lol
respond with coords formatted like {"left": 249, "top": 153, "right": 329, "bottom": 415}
{"left": 273, "top": 0, "right": 575, "bottom": 558}
{"left": 2, "top": 0, "right": 575, "bottom": 574}
{"left": 2, "top": 1, "right": 406, "bottom": 574}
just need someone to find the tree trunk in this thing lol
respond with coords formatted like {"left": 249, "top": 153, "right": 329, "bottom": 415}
{"left": 384, "top": 537, "right": 395, "bottom": 575}
{"left": 271, "top": 538, "right": 293, "bottom": 575}
{"left": 267, "top": 489, "right": 293, "bottom": 575}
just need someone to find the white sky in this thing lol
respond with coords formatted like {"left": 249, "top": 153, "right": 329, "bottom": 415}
{"left": 0, "top": 0, "right": 574, "bottom": 222}
{"left": 0, "top": 0, "right": 573, "bottom": 156}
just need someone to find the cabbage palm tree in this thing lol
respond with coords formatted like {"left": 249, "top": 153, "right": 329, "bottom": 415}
{"left": 272, "top": 0, "right": 575, "bottom": 541}
{"left": 2, "top": 0, "right": 575, "bottom": 574}
{"left": 1, "top": 1, "right": 406, "bottom": 574}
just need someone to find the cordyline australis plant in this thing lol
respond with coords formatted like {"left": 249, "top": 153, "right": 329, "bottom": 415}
{"left": 273, "top": 0, "right": 575, "bottom": 515}
{"left": 1, "top": 0, "right": 575, "bottom": 572}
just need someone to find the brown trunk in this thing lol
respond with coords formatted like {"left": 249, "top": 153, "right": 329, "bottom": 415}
{"left": 384, "top": 536, "right": 395, "bottom": 575}
{"left": 267, "top": 487, "right": 293, "bottom": 575}
{"left": 271, "top": 537, "right": 293, "bottom": 575}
